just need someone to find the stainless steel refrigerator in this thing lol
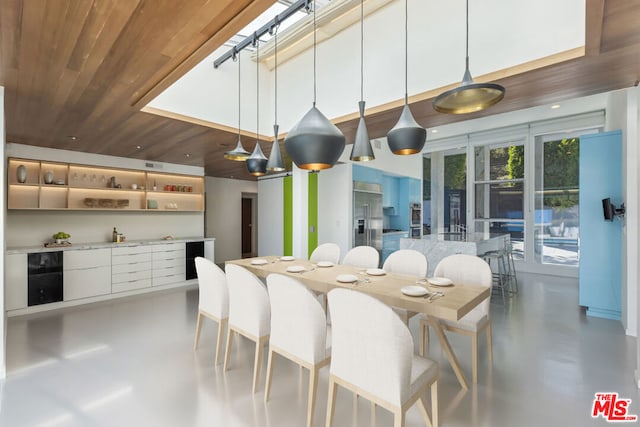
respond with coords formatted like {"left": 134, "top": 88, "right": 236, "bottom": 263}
{"left": 353, "top": 181, "right": 383, "bottom": 260}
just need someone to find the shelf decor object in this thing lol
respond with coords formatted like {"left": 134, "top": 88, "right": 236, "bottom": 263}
{"left": 432, "top": 0, "right": 505, "bottom": 114}
{"left": 224, "top": 50, "right": 250, "bottom": 161}
{"left": 246, "top": 37, "right": 268, "bottom": 177}
{"left": 266, "top": 27, "right": 285, "bottom": 173}
{"left": 350, "top": 0, "right": 374, "bottom": 162}
{"left": 285, "top": 0, "right": 345, "bottom": 171}
{"left": 17, "top": 164, "right": 27, "bottom": 183}
{"left": 386, "top": 0, "right": 426, "bottom": 155}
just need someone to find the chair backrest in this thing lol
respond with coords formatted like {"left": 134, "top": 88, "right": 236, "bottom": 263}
{"left": 225, "top": 264, "right": 270, "bottom": 338}
{"left": 342, "top": 246, "right": 379, "bottom": 269}
{"left": 382, "top": 249, "right": 428, "bottom": 277}
{"left": 328, "top": 288, "right": 413, "bottom": 407}
{"left": 309, "top": 243, "right": 341, "bottom": 264}
{"left": 195, "top": 257, "right": 229, "bottom": 319}
{"left": 433, "top": 254, "right": 492, "bottom": 317}
{"left": 266, "top": 274, "right": 327, "bottom": 364}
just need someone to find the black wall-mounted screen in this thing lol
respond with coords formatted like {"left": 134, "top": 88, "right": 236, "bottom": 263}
{"left": 602, "top": 198, "right": 615, "bottom": 221}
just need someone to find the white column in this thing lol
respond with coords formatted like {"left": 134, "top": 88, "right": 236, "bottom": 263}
{"left": 1, "top": 86, "right": 6, "bottom": 379}
{"left": 291, "top": 165, "right": 309, "bottom": 258}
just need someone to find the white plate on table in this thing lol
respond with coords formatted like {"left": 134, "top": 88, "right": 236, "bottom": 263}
{"left": 250, "top": 259, "right": 268, "bottom": 265}
{"left": 317, "top": 261, "right": 334, "bottom": 268}
{"left": 286, "top": 265, "right": 305, "bottom": 273}
{"left": 401, "top": 285, "right": 429, "bottom": 297}
{"left": 428, "top": 277, "right": 453, "bottom": 287}
{"left": 366, "top": 268, "right": 386, "bottom": 276}
{"left": 336, "top": 274, "right": 358, "bottom": 283}
{"left": 280, "top": 256, "right": 295, "bottom": 261}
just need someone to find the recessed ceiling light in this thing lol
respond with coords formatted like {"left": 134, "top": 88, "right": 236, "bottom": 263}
{"left": 184, "top": 153, "right": 191, "bottom": 158}
{"left": 431, "top": 129, "right": 438, "bottom": 133}
{"left": 68, "top": 136, "right": 78, "bottom": 140}
{"left": 551, "top": 104, "right": 561, "bottom": 109}
{"left": 135, "top": 145, "right": 142, "bottom": 149}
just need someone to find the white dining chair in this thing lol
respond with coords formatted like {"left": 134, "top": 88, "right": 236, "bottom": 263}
{"left": 327, "top": 288, "right": 439, "bottom": 427}
{"left": 264, "top": 274, "right": 331, "bottom": 427}
{"left": 419, "top": 254, "right": 493, "bottom": 384}
{"left": 224, "top": 263, "right": 271, "bottom": 393}
{"left": 382, "top": 249, "right": 428, "bottom": 277}
{"left": 382, "top": 249, "right": 428, "bottom": 324}
{"left": 193, "top": 257, "right": 229, "bottom": 366}
{"left": 309, "top": 243, "right": 341, "bottom": 265}
{"left": 342, "top": 246, "right": 379, "bottom": 269}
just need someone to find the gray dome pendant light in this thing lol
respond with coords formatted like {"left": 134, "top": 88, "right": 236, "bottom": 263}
{"left": 432, "top": 0, "right": 505, "bottom": 114}
{"left": 246, "top": 37, "right": 268, "bottom": 177}
{"left": 386, "top": 0, "right": 426, "bottom": 155}
{"left": 224, "top": 49, "right": 250, "bottom": 161}
{"left": 285, "top": 0, "right": 345, "bottom": 171}
{"left": 267, "top": 27, "right": 285, "bottom": 172}
{"left": 350, "top": 0, "right": 374, "bottom": 162}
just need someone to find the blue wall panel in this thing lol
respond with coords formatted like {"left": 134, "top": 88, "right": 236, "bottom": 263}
{"left": 578, "top": 130, "right": 622, "bottom": 320}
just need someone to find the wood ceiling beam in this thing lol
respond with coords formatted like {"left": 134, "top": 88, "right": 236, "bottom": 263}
{"left": 131, "top": 0, "right": 276, "bottom": 110}
{"left": 585, "top": 0, "right": 605, "bottom": 56}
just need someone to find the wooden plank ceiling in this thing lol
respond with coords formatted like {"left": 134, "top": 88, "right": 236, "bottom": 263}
{"left": 1, "top": 0, "right": 639, "bottom": 181}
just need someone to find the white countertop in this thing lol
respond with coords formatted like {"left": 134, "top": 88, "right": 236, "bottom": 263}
{"left": 7, "top": 237, "right": 215, "bottom": 254}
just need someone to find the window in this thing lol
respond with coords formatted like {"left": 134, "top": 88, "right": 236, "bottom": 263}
{"left": 474, "top": 143, "right": 525, "bottom": 259}
{"left": 534, "top": 134, "right": 583, "bottom": 266}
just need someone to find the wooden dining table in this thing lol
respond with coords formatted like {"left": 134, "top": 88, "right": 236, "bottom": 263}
{"left": 226, "top": 255, "right": 490, "bottom": 390}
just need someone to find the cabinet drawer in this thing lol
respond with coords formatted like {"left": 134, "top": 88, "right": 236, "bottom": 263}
{"left": 152, "top": 249, "right": 185, "bottom": 262}
{"left": 64, "top": 248, "right": 111, "bottom": 270}
{"left": 112, "top": 278, "right": 151, "bottom": 294}
{"left": 153, "top": 273, "right": 185, "bottom": 287}
{"left": 112, "top": 245, "right": 152, "bottom": 256}
{"left": 152, "top": 257, "right": 184, "bottom": 269}
{"left": 112, "top": 269, "right": 152, "bottom": 284}
{"left": 153, "top": 265, "right": 186, "bottom": 278}
{"left": 112, "top": 252, "right": 151, "bottom": 265}
{"left": 112, "top": 261, "right": 152, "bottom": 275}
{"left": 152, "top": 243, "right": 184, "bottom": 253}
{"left": 64, "top": 265, "right": 111, "bottom": 301}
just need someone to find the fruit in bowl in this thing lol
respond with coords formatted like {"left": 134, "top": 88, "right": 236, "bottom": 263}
{"left": 53, "top": 231, "right": 71, "bottom": 244}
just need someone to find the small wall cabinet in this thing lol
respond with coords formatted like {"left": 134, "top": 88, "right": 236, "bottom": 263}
{"left": 7, "top": 158, "right": 204, "bottom": 212}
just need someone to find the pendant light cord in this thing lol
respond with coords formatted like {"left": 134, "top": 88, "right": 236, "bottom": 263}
{"left": 237, "top": 51, "right": 241, "bottom": 138}
{"left": 274, "top": 29, "right": 278, "bottom": 126}
{"left": 360, "top": 0, "right": 364, "bottom": 102}
{"left": 465, "top": 0, "right": 469, "bottom": 70}
{"left": 313, "top": 0, "right": 317, "bottom": 106}
{"left": 404, "top": 0, "right": 408, "bottom": 103}
{"left": 255, "top": 37, "right": 259, "bottom": 143}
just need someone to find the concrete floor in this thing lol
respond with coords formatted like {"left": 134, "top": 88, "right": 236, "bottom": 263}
{"left": 1, "top": 272, "right": 638, "bottom": 426}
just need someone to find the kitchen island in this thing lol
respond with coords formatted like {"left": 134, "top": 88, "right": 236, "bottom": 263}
{"left": 400, "top": 233, "right": 508, "bottom": 276}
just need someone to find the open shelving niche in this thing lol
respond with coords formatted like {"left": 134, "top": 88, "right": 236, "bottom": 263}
{"left": 7, "top": 158, "right": 204, "bottom": 212}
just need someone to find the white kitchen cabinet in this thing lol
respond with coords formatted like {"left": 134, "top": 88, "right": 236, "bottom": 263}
{"left": 63, "top": 248, "right": 111, "bottom": 301}
{"left": 5, "top": 253, "right": 28, "bottom": 310}
{"left": 112, "top": 245, "right": 152, "bottom": 293}
{"left": 152, "top": 242, "right": 185, "bottom": 287}
{"left": 204, "top": 240, "right": 215, "bottom": 262}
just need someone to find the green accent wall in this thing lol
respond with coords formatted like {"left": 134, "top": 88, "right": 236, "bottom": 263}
{"left": 283, "top": 175, "right": 293, "bottom": 256}
{"left": 308, "top": 172, "right": 318, "bottom": 257}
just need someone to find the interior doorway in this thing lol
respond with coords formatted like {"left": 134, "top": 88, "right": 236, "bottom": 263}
{"left": 241, "top": 193, "right": 257, "bottom": 258}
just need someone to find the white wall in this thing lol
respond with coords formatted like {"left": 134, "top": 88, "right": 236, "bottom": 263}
{"left": 150, "top": 0, "right": 585, "bottom": 134}
{"left": 5, "top": 211, "right": 203, "bottom": 247}
{"left": 205, "top": 176, "right": 257, "bottom": 262}
{"left": 318, "top": 163, "right": 352, "bottom": 262}
{"left": 1, "top": 86, "right": 6, "bottom": 379}
{"left": 341, "top": 137, "right": 422, "bottom": 179}
{"left": 257, "top": 175, "right": 284, "bottom": 256}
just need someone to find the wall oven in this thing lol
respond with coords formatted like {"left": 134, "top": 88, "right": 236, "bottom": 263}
{"left": 410, "top": 203, "right": 421, "bottom": 227}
